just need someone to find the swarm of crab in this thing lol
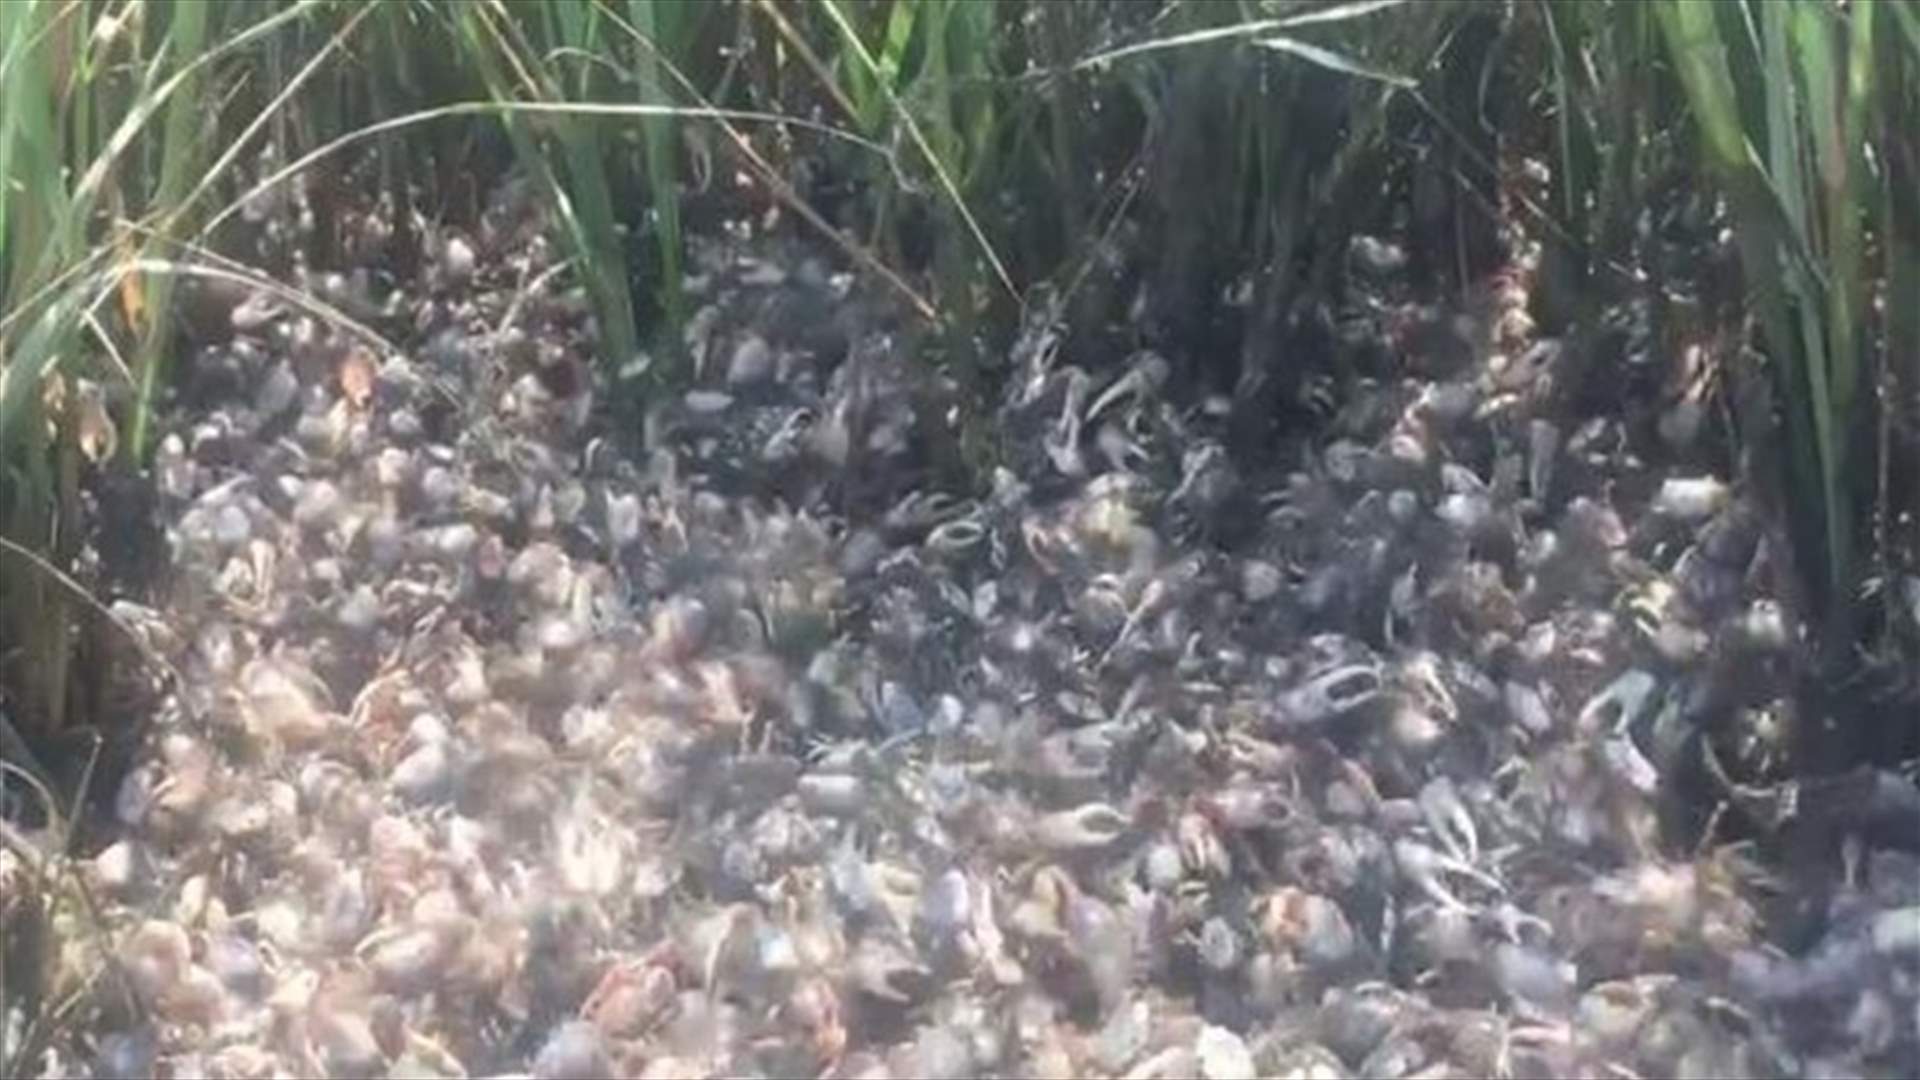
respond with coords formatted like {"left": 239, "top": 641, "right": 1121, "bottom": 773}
{"left": 6, "top": 162, "right": 1920, "bottom": 1080}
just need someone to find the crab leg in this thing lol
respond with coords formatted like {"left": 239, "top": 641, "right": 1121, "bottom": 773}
{"left": 1395, "top": 838, "right": 1504, "bottom": 911}
{"left": 1419, "top": 777, "right": 1479, "bottom": 866}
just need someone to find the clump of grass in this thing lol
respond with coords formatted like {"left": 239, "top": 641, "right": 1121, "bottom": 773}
{"left": 1654, "top": 0, "right": 1896, "bottom": 650}
{"left": 819, "top": 0, "right": 1017, "bottom": 311}
{"left": 2, "top": 1, "right": 349, "bottom": 743}
{"left": 626, "top": 0, "right": 698, "bottom": 334}
{"left": 450, "top": 2, "right": 640, "bottom": 374}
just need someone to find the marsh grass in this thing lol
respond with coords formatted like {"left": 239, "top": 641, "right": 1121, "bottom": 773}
{"left": 1653, "top": 0, "right": 1912, "bottom": 650}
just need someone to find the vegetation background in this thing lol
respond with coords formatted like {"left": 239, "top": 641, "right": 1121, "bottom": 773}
{"left": 2, "top": 0, "right": 1917, "bottom": 885}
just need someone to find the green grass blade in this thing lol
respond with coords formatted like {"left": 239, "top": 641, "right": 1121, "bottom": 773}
{"left": 1762, "top": 0, "right": 1801, "bottom": 223}
{"left": 1658, "top": 0, "right": 1749, "bottom": 176}
{"left": 1253, "top": 34, "right": 1416, "bottom": 88}
{"left": 628, "top": 0, "right": 684, "bottom": 336}
{"left": 954, "top": 1, "right": 1000, "bottom": 189}
{"left": 819, "top": 0, "right": 1019, "bottom": 307}
{"left": 1834, "top": 0, "right": 1874, "bottom": 433}
{"left": 0, "top": 2, "right": 36, "bottom": 302}
{"left": 1789, "top": 0, "right": 1865, "bottom": 603}
{"left": 129, "top": 0, "right": 211, "bottom": 460}
{"left": 1075, "top": 0, "right": 1410, "bottom": 70}
{"left": 1541, "top": 3, "right": 1578, "bottom": 225}
{"left": 199, "top": 99, "right": 894, "bottom": 246}
{"left": 1274, "top": 0, "right": 1418, "bottom": 31}
{"left": 2, "top": 2, "right": 71, "bottom": 304}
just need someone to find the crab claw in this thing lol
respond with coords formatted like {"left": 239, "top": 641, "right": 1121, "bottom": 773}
{"left": 1418, "top": 777, "right": 1478, "bottom": 865}
{"left": 1045, "top": 415, "right": 1087, "bottom": 477}
{"left": 1599, "top": 734, "right": 1660, "bottom": 796}
{"left": 1032, "top": 802, "right": 1132, "bottom": 851}
{"left": 1577, "top": 669, "right": 1656, "bottom": 734}
{"left": 1272, "top": 664, "right": 1383, "bottom": 729}
{"left": 1489, "top": 901, "right": 1554, "bottom": 945}
{"left": 1085, "top": 352, "right": 1170, "bottom": 423}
